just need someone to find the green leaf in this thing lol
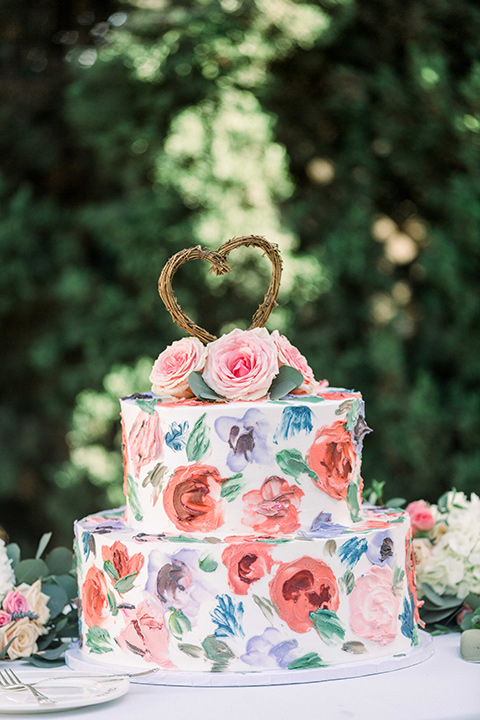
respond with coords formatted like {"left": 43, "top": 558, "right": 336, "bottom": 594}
{"left": 107, "top": 588, "right": 118, "bottom": 616}
{"left": 288, "top": 652, "right": 326, "bottom": 669}
{"left": 168, "top": 608, "right": 192, "bottom": 639}
{"left": 35, "top": 532, "right": 52, "bottom": 560}
{"left": 45, "top": 547, "right": 74, "bottom": 575}
{"left": 54, "top": 574, "right": 78, "bottom": 602}
{"left": 0, "top": 637, "right": 16, "bottom": 660}
{"left": 275, "top": 448, "right": 317, "bottom": 481}
{"left": 142, "top": 462, "right": 168, "bottom": 489}
{"left": 86, "top": 626, "right": 114, "bottom": 654}
{"left": 220, "top": 473, "right": 245, "bottom": 502}
{"left": 269, "top": 365, "right": 304, "bottom": 400}
{"left": 342, "top": 641, "right": 367, "bottom": 655}
{"left": 34, "top": 641, "right": 71, "bottom": 661}
{"left": 201, "top": 635, "right": 235, "bottom": 663}
{"left": 126, "top": 473, "right": 144, "bottom": 522}
{"left": 6, "top": 542, "right": 20, "bottom": 569}
{"left": 178, "top": 643, "right": 203, "bottom": 658}
{"left": 324, "top": 539, "right": 337, "bottom": 557}
{"left": 199, "top": 554, "right": 218, "bottom": 572}
{"left": 41, "top": 581, "right": 68, "bottom": 619}
{"left": 14, "top": 558, "right": 49, "bottom": 584}
{"left": 422, "top": 583, "right": 460, "bottom": 609}
{"left": 347, "top": 478, "right": 361, "bottom": 521}
{"left": 310, "top": 608, "right": 346, "bottom": 645}
{"left": 339, "top": 570, "right": 355, "bottom": 595}
{"left": 186, "top": 413, "right": 210, "bottom": 462}
{"left": 114, "top": 572, "right": 139, "bottom": 593}
{"left": 293, "top": 396, "right": 325, "bottom": 403}
{"left": 189, "top": 372, "right": 223, "bottom": 401}
{"left": 345, "top": 398, "right": 361, "bottom": 432}
{"left": 135, "top": 398, "right": 159, "bottom": 415}
{"left": 103, "top": 559, "right": 120, "bottom": 581}
{"left": 252, "top": 594, "right": 277, "bottom": 623}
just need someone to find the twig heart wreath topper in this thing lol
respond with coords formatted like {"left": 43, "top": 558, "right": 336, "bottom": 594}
{"left": 153, "top": 235, "right": 321, "bottom": 402}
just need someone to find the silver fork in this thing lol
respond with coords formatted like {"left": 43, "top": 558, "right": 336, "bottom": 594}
{"left": 0, "top": 668, "right": 56, "bottom": 705}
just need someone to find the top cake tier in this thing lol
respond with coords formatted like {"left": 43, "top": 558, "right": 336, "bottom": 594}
{"left": 121, "top": 389, "right": 369, "bottom": 537}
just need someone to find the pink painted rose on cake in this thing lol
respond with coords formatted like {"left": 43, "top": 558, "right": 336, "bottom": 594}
{"left": 150, "top": 337, "right": 207, "bottom": 398}
{"left": 202, "top": 328, "right": 279, "bottom": 401}
{"left": 349, "top": 566, "right": 399, "bottom": 645}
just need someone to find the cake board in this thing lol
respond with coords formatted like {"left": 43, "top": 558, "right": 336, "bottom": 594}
{"left": 65, "top": 630, "right": 433, "bottom": 687}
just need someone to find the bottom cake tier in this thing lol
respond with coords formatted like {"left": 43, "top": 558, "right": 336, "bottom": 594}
{"left": 74, "top": 508, "right": 422, "bottom": 674}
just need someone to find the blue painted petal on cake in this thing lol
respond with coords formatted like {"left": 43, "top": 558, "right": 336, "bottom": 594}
{"left": 273, "top": 406, "right": 314, "bottom": 443}
{"left": 366, "top": 530, "right": 395, "bottom": 567}
{"left": 211, "top": 594, "right": 245, "bottom": 638}
{"left": 165, "top": 421, "right": 189, "bottom": 451}
{"left": 399, "top": 593, "right": 417, "bottom": 645}
{"left": 300, "top": 512, "right": 347, "bottom": 538}
{"left": 338, "top": 537, "right": 368, "bottom": 569}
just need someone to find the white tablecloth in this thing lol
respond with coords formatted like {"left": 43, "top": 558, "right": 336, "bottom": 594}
{"left": 6, "top": 634, "right": 480, "bottom": 719}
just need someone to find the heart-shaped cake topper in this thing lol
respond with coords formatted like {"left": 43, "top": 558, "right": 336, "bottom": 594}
{"left": 158, "top": 235, "right": 283, "bottom": 344}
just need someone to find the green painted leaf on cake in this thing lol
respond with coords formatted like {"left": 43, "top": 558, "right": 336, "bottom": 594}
{"left": 346, "top": 478, "right": 361, "bottom": 522}
{"left": 188, "top": 372, "right": 223, "bottom": 402}
{"left": 199, "top": 554, "right": 218, "bottom": 573}
{"left": 339, "top": 570, "right": 355, "bottom": 595}
{"left": 220, "top": 473, "right": 245, "bottom": 502}
{"left": 201, "top": 635, "right": 235, "bottom": 663}
{"left": 35, "top": 532, "right": 52, "bottom": 560}
{"left": 342, "top": 641, "right": 367, "bottom": 655}
{"left": 287, "top": 652, "right": 326, "bottom": 670}
{"left": 252, "top": 594, "right": 277, "bottom": 623}
{"left": 335, "top": 398, "right": 355, "bottom": 417}
{"left": 168, "top": 608, "right": 192, "bottom": 640}
{"left": 86, "top": 626, "right": 114, "bottom": 654}
{"left": 324, "top": 539, "right": 337, "bottom": 557}
{"left": 14, "top": 558, "right": 49, "bottom": 585}
{"left": 126, "top": 474, "right": 144, "bottom": 522}
{"left": 45, "top": 547, "right": 74, "bottom": 575}
{"left": 392, "top": 566, "right": 405, "bottom": 595}
{"left": 178, "top": 643, "right": 203, "bottom": 658}
{"left": 268, "top": 366, "right": 304, "bottom": 400}
{"left": 186, "top": 413, "right": 210, "bottom": 462}
{"left": 292, "top": 396, "right": 325, "bottom": 404}
{"left": 142, "top": 462, "right": 168, "bottom": 506}
{"left": 135, "top": 398, "right": 159, "bottom": 415}
{"left": 345, "top": 398, "right": 361, "bottom": 432}
{"left": 103, "top": 559, "right": 120, "bottom": 581}
{"left": 107, "top": 589, "right": 118, "bottom": 616}
{"left": 114, "top": 571, "right": 139, "bottom": 593}
{"left": 276, "top": 448, "right": 317, "bottom": 482}
{"left": 310, "top": 608, "right": 346, "bottom": 645}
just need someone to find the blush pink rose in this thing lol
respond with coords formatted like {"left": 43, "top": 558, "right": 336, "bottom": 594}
{"left": 117, "top": 597, "right": 174, "bottom": 668}
{"left": 405, "top": 500, "right": 435, "bottom": 534}
{"left": 349, "top": 566, "right": 399, "bottom": 645}
{"left": 271, "top": 330, "right": 319, "bottom": 394}
{"left": 150, "top": 337, "right": 208, "bottom": 398}
{"left": 128, "top": 410, "right": 163, "bottom": 477}
{"left": 3, "top": 590, "right": 29, "bottom": 614}
{"left": 0, "top": 611, "right": 11, "bottom": 626}
{"left": 203, "top": 328, "right": 279, "bottom": 401}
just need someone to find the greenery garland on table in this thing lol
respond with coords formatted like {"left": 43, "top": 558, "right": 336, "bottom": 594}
{"left": 0, "top": 530, "right": 78, "bottom": 666}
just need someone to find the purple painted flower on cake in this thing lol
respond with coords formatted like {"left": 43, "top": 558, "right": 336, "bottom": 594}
{"left": 303, "top": 511, "right": 347, "bottom": 538}
{"left": 215, "top": 408, "right": 272, "bottom": 472}
{"left": 146, "top": 549, "right": 213, "bottom": 623}
{"left": 241, "top": 627, "right": 299, "bottom": 668}
{"left": 366, "top": 530, "right": 395, "bottom": 568}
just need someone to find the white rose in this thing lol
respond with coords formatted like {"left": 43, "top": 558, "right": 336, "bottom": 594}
{"left": 17, "top": 579, "right": 50, "bottom": 630}
{"left": 1, "top": 617, "right": 39, "bottom": 659}
{"left": 0, "top": 539, "right": 15, "bottom": 599}
{"left": 412, "top": 538, "right": 433, "bottom": 578}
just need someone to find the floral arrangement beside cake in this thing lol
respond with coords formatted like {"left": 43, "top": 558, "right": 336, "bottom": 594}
{"left": 74, "top": 235, "right": 424, "bottom": 676}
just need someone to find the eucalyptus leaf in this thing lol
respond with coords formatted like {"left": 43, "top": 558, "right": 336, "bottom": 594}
{"left": 6, "top": 542, "right": 20, "bottom": 569}
{"left": 14, "top": 558, "right": 49, "bottom": 584}
{"left": 189, "top": 372, "right": 223, "bottom": 401}
{"left": 54, "top": 574, "right": 78, "bottom": 602}
{"left": 45, "top": 547, "right": 74, "bottom": 575}
{"left": 269, "top": 366, "right": 303, "bottom": 400}
{"left": 35, "top": 532, "right": 52, "bottom": 560}
{"left": 36, "top": 641, "right": 72, "bottom": 661}
{"left": 42, "top": 581, "right": 68, "bottom": 619}
{"left": 26, "top": 655, "right": 66, "bottom": 668}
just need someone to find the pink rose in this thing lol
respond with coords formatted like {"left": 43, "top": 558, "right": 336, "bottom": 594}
{"left": 128, "top": 410, "right": 164, "bottom": 477}
{"left": 0, "top": 610, "right": 11, "bottom": 626}
{"left": 349, "top": 566, "right": 399, "bottom": 645}
{"left": 3, "top": 590, "right": 29, "bottom": 615}
{"left": 203, "top": 328, "right": 279, "bottom": 401}
{"left": 150, "top": 337, "right": 208, "bottom": 398}
{"left": 271, "top": 330, "right": 318, "bottom": 394}
{"left": 406, "top": 500, "right": 435, "bottom": 534}
{"left": 117, "top": 597, "right": 174, "bottom": 668}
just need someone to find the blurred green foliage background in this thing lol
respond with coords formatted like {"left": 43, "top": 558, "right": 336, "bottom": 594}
{"left": 1, "top": 0, "right": 479, "bottom": 552}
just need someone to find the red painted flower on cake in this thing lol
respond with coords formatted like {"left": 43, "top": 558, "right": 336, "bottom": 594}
{"left": 163, "top": 464, "right": 224, "bottom": 533}
{"left": 81, "top": 566, "right": 109, "bottom": 628}
{"left": 149, "top": 337, "right": 208, "bottom": 398}
{"left": 101, "top": 541, "right": 144, "bottom": 585}
{"left": 117, "top": 597, "right": 174, "bottom": 668}
{"left": 222, "top": 542, "right": 275, "bottom": 595}
{"left": 271, "top": 330, "right": 319, "bottom": 395}
{"left": 306, "top": 421, "right": 356, "bottom": 500}
{"left": 349, "top": 566, "right": 399, "bottom": 645}
{"left": 128, "top": 410, "right": 163, "bottom": 477}
{"left": 242, "top": 476, "right": 304, "bottom": 535}
{"left": 202, "top": 328, "right": 279, "bottom": 401}
{"left": 269, "top": 556, "right": 339, "bottom": 633}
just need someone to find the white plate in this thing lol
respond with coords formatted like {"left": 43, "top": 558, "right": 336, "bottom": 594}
{"left": 0, "top": 673, "right": 130, "bottom": 714}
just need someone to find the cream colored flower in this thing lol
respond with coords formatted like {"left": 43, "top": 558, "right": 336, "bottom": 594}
{"left": 0, "top": 539, "right": 15, "bottom": 599}
{"left": 1, "top": 617, "right": 39, "bottom": 659}
{"left": 17, "top": 579, "right": 50, "bottom": 631}
{"left": 412, "top": 538, "right": 433, "bottom": 577}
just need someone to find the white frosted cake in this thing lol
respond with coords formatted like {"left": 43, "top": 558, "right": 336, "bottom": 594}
{"left": 74, "top": 237, "right": 422, "bottom": 676}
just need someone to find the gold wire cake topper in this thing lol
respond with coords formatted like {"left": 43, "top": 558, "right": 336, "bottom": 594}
{"left": 158, "top": 235, "right": 283, "bottom": 343}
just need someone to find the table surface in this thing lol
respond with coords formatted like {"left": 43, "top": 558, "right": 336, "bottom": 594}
{"left": 5, "top": 634, "right": 480, "bottom": 720}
